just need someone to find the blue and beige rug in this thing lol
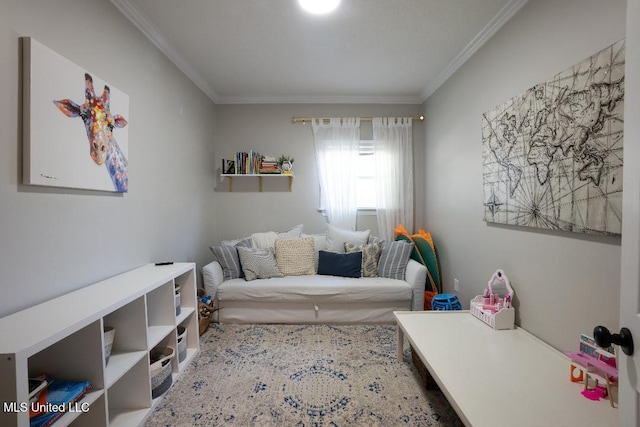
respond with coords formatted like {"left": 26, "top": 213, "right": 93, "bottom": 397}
{"left": 146, "top": 324, "right": 463, "bottom": 426}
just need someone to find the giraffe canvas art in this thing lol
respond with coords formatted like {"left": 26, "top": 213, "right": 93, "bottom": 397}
{"left": 54, "top": 73, "right": 129, "bottom": 192}
{"left": 23, "top": 38, "right": 130, "bottom": 193}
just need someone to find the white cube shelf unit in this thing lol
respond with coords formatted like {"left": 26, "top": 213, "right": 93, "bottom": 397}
{"left": 0, "top": 263, "right": 199, "bottom": 427}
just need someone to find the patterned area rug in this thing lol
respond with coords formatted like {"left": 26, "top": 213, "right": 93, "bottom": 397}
{"left": 146, "top": 324, "right": 463, "bottom": 426}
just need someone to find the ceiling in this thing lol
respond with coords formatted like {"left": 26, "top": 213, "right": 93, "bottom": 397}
{"left": 111, "top": 0, "right": 527, "bottom": 104}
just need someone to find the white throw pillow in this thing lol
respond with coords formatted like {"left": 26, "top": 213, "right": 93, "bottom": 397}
{"left": 250, "top": 225, "right": 304, "bottom": 249}
{"left": 326, "top": 224, "right": 370, "bottom": 253}
{"left": 277, "top": 224, "right": 304, "bottom": 239}
{"left": 251, "top": 231, "right": 278, "bottom": 249}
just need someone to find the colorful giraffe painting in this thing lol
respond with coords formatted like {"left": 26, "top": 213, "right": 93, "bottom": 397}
{"left": 53, "top": 73, "right": 129, "bottom": 192}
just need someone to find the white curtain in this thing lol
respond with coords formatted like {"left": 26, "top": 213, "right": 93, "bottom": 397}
{"left": 373, "top": 117, "right": 413, "bottom": 240}
{"left": 311, "top": 118, "right": 361, "bottom": 230}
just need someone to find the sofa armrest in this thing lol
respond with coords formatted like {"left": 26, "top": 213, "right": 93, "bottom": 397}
{"left": 405, "top": 259, "right": 427, "bottom": 311}
{"left": 202, "top": 261, "right": 224, "bottom": 298}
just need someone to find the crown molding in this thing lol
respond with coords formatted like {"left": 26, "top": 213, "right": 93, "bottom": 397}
{"left": 216, "top": 94, "right": 424, "bottom": 105}
{"left": 419, "top": 0, "right": 528, "bottom": 102}
{"left": 110, "top": 0, "right": 220, "bottom": 103}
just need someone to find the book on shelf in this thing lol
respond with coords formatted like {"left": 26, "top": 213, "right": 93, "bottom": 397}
{"left": 29, "top": 375, "right": 92, "bottom": 427}
{"left": 224, "top": 151, "right": 286, "bottom": 175}
{"left": 231, "top": 150, "right": 261, "bottom": 174}
{"left": 29, "top": 375, "right": 51, "bottom": 405}
{"left": 222, "top": 159, "right": 235, "bottom": 174}
{"left": 259, "top": 154, "right": 280, "bottom": 174}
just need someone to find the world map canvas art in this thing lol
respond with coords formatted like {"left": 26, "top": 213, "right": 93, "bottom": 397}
{"left": 482, "top": 40, "right": 624, "bottom": 235}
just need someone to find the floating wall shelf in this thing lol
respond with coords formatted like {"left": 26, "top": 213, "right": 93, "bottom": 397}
{"left": 221, "top": 173, "right": 293, "bottom": 192}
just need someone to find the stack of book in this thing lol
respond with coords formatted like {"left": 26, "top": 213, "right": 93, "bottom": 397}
{"left": 259, "top": 155, "right": 280, "bottom": 174}
{"left": 225, "top": 151, "right": 261, "bottom": 174}
{"left": 29, "top": 374, "right": 92, "bottom": 427}
{"left": 222, "top": 151, "right": 282, "bottom": 174}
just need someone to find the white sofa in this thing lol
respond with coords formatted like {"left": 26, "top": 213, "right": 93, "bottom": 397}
{"left": 202, "top": 258, "right": 427, "bottom": 324}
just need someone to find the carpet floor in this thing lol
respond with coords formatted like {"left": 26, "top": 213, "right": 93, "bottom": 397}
{"left": 145, "top": 324, "right": 464, "bottom": 426}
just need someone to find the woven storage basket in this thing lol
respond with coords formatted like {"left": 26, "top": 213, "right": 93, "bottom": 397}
{"left": 197, "top": 288, "right": 216, "bottom": 336}
{"left": 177, "top": 326, "right": 187, "bottom": 363}
{"left": 150, "top": 346, "right": 174, "bottom": 399}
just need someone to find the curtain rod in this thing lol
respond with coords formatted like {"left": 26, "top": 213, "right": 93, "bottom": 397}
{"left": 291, "top": 115, "right": 425, "bottom": 124}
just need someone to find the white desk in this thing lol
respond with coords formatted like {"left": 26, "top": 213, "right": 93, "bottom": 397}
{"left": 394, "top": 311, "right": 618, "bottom": 427}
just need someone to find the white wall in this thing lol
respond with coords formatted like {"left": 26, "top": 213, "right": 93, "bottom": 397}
{"left": 212, "top": 104, "right": 425, "bottom": 243}
{"left": 0, "top": 0, "right": 217, "bottom": 317}
{"left": 423, "top": 0, "right": 626, "bottom": 351}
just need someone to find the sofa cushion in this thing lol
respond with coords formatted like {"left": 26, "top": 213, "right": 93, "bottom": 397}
{"left": 217, "top": 275, "right": 412, "bottom": 304}
{"left": 318, "top": 250, "right": 362, "bottom": 278}
{"left": 345, "top": 242, "right": 382, "bottom": 277}
{"left": 326, "top": 224, "right": 370, "bottom": 253}
{"left": 378, "top": 240, "right": 414, "bottom": 280}
{"left": 275, "top": 237, "right": 315, "bottom": 276}
{"left": 210, "top": 245, "right": 244, "bottom": 280}
{"left": 237, "top": 247, "right": 283, "bottom": 281}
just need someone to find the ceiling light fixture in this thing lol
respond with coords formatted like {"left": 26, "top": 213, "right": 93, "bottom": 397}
{"left": 298, "top": 0, "right": 340, "bottom": 15}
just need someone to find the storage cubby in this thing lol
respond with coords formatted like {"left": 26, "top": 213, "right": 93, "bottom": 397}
{"left": 70, "top": 393, "right": 106, "bottom": 427}
{"left": 28, "top": 320, "right": 105, "bottom": 389}
{"left": 146, "top": 282, "right": 176, "bottom": 351}
{"left": 150, "top": 331, "right": 178, "bottom": 375}
{"left": 108, "top": 357, "right": 151, "bottom": 427}
{"left": 0, "top": 263, "right": 199, "bottom": 427}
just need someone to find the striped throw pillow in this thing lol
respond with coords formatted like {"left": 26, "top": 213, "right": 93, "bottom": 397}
{"left": 377, "top": 240, "right": 414, "bottom": 280}
{"left": 210, "top": 245, "right": 244, "bottom": 280}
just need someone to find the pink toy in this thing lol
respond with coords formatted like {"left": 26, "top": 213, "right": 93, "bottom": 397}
{"left": 479, "top": 269, "right": 514, "bottom": 313}
{"left": 581, "top": 386, "right": 608, "bottom": 401}
{"left": 487, "top": 269, "right": 514, "bottom": 301}
{"left": 469, "top": 269, "right": 516, "bottom": 330}
{"left": 566, "top": 340, "right": 618, "bottom": 407}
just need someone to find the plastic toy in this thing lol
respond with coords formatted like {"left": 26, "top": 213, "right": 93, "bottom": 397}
{"left": 487, "top": 269, "right": 514, "bottom": 301}
{"left": 431, "top": 293, "right": 462, "bottom": 310}
{"left": 470, "top": 269, "right": 515, "bottom": 329}
{"left": 565, "top": 334, "right": 618, "bottom": 407}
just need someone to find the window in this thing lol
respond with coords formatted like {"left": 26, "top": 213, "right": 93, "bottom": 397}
{"left": 356, "top": 141, "right": 376, "bottom": 209}
{"left": 319, "top": 140, "right": 376, "bottom": 212}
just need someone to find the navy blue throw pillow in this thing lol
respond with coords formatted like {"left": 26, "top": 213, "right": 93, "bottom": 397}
{"left": 317, "top": 250, "right": 363, "bottom": 278}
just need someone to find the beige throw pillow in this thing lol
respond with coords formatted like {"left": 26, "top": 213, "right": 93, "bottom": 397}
{"left": 345, "top": 242, "right": 383, "bottom": 277}
{"left": 275, "top": 237, "right": 315, "bottom": 276}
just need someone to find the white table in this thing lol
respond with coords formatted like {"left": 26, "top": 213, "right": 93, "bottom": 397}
{"left": 394, "top": 311, "right": 618, "bottom": 427}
